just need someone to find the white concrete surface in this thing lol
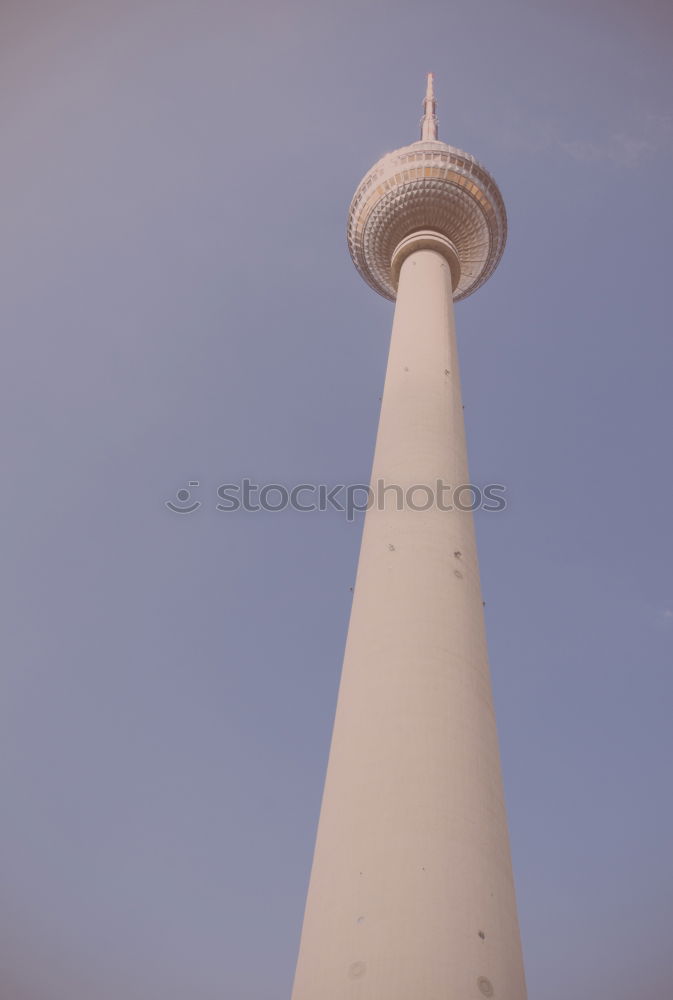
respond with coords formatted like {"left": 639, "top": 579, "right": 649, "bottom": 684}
{"left": 291, "top": 242, "right": 527, "bottom": 1000}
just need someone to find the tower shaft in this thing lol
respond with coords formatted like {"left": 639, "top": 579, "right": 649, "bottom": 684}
{"left": 291, "top": 243, "right": 527, "bottom": 1000}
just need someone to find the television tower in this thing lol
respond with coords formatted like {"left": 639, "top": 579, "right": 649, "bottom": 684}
{"left": 291, "top": 75, "right": 527, "bottom": 1000}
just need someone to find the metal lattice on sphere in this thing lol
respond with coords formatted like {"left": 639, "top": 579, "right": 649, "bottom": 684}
{"left": 347, "top": 78, "right": 507, "bottom": 302}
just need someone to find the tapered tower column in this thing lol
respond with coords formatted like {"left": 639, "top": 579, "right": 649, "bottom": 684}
{"left": 291, "top": 77, "right": 526, "bottom": 1000}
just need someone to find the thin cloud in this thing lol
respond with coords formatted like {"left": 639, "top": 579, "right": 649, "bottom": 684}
{"left": 493, "top": 108, "right": 673, "bottom": 168}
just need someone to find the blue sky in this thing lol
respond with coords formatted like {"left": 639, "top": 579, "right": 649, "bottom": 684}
{"left": 1, "top": 1, "right": 672, "bottom": 997}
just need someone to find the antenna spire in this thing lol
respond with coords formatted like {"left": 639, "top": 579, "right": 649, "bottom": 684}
{"left": 420, "top": 72, "right": 438, "bottom": 141}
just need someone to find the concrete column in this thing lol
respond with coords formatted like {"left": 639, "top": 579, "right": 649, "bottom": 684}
{"left": 291, "top": 236, "right": 527, "bottom": 1000}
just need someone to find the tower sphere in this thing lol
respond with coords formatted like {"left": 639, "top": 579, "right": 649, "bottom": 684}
{"left": 347, "top": 75, "right": 507, "bottom": 301}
